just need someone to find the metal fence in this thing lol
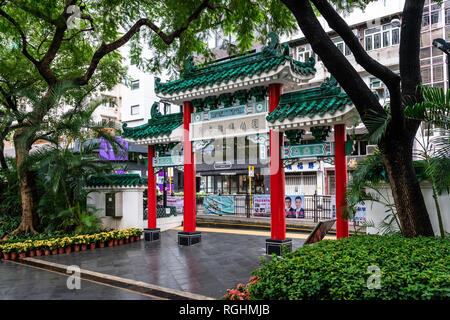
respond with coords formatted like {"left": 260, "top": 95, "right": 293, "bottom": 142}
{"left": 196, "top": 194, "right": 334, "bottom": 221}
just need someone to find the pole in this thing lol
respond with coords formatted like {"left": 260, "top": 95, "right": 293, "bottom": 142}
{"left": 334, "top": 124, "right": 349, "bottom": 238}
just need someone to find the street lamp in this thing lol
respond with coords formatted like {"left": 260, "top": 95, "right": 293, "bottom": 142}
{"left": 433, "top": 38, "right": 450, "bottom": 89}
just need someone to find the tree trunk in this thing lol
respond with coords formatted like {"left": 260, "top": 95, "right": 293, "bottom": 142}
{"left": 379, "top": 129, "right": 434, "bottom": 237}
{"left": 9, "top": 130, "right": 37, "bottom": 236}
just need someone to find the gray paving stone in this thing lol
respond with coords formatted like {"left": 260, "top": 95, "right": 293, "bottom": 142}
{"left": 25, "top": 229, "right": 305, "bottom": 298}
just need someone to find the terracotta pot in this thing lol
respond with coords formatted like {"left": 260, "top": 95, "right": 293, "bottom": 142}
{"left": 10, "top": 252, "right": 17, "bottom": 260}
{"left": 28, "top": 250, "right": 35, "bottom": 257}
{"left": 124, "top": 238, "right": 129, "bottom": 244}
{"left": 74, "top": 245, "right": 80, "bottom": 252}
{"left": 58, "top": 247, "right": 64, "bottom": 254}
{"left": 3, "top": 253, "right": 9, "bottom": 260}
{"left": 113, "top": 239, "right": 118, "bottom": 246}
{"left": 107, "top": 240, "right": 113, "bottom": 247}
{"left": 90, "top": 243, "right": 96, "bottom": 250}
{"left": 44, "top": 249, "right": 51, "bottom": 256}
{"left": 129, "top": 236, "right": 134, "bottom": 243}
{"left": 119, "top": 239, "right": 124, "bottom": 245}
{"left": 81, "top": 244, "right": 88, "bottom": 251}
{"left": 65, "top": 247, "right": 72, "bottom": 254}
{"left": 52, "top": 249, "right": 58, "bottom": 255}
{"left": 35, "top": 249, "right": 42, "bottom": 257}
{"left": 19, "top": 252, "right": 26, "bottom": 259}
{"left": 99, "top": 242, "right": 105, "bottom": 248}
{"left": 135, "top": 236, "right": 141, "bottom": 241}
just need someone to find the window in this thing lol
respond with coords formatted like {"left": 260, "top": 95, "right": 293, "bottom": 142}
{"left": 364, "top": 23, "right": 400, "bottom": 51}
{"left": 333, "top": 37, "right": 352, "bottom": 56}
{"left": 296, "top": 45, "right": 313, "bottom": 62}
{"left": 130, "top": 105, "right": 139, "bottom": 115}
{"left": 131, "top": 80, "right": 139, "bottom": 90}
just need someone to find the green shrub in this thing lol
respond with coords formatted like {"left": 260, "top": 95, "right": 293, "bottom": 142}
{"left": 247, "top": 235, "right": 449, "bottom": 300}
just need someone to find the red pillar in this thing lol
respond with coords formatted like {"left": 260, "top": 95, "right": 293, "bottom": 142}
{"left": 268, "top": 83, "right": 286, "bottom": 240}
{"left": 183, "top": 101, "right": 196, "bottom": 232}
{"left": 334, "top": 124, "right": 349, "bottom": 238}
{"left": 147, "top": 145, "right": 157, "bottom": 229}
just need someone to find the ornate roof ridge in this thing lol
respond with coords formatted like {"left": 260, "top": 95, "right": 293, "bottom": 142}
{"left": 87, "top": 174, "right": 148, "bottom": 188}
{"left": 154, "top": 32, "right": 316, "bottom": 96}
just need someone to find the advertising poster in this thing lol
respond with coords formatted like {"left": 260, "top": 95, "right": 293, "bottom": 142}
{"left": 284, "top": 195, "right": 306, "bottom": 219}
{"left": 167, "top": 196, "right": 184, "bottom": 214}
{"left": 253, "top": 195, "right": 271, "bottom": 217}
{"left": 204, "top": 195, "right": 235, "bottom": 215}
{"left": 353, "top": 203, "right": 367, "bottom": 222}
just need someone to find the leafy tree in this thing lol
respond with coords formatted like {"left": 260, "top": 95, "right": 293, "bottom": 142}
{"left": 280, "top": 0, "right": 437, "bottom": 237}
{"left": 0, "top": 0, "right": 296, "bottom": 235}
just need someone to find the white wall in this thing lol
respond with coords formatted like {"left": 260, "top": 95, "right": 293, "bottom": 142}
{"left": 87, "top": 188, "right": 144, "bottom": 230}
{"left": 143, "top": 215, "right": 184, "bottom": 232}
{"left": 365, "top": 182, "right": 450, "bottom": 236}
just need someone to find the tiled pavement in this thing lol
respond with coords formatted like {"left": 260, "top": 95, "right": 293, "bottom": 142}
{"left": 27, "top": 229, "right": 306, "bottom": 299}
{"left": 0, "top": 260, "right": 157, "bottom": 300}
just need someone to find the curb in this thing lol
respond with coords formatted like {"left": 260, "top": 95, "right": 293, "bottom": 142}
{"left": 15, "top": 257, "right": 215, "bottom": 301}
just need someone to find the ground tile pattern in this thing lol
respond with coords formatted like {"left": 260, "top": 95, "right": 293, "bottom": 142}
{"left": 33, "top": 229, "right": 305, "bottom": 298}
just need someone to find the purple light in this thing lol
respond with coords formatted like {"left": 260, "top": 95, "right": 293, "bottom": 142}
{"left": 99, "top": 137, "right": 128, "bottom": 161}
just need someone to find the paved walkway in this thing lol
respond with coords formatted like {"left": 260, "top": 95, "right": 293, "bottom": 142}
{"left": 0, "top": 260, "right": 157, "bottom": 300}
{"left": 24, "top": 228, "right": 307, "bottom": 299}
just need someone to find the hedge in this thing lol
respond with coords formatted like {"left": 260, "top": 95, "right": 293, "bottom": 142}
{"left": 230, "top": 235, "right": 450, "bottom": 300}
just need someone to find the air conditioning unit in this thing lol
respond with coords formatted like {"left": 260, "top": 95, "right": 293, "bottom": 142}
{"left": 366, "top": 145, "right": 378, "bottom": 155}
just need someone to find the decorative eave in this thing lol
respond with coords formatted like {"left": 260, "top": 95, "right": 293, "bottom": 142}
{"left": 121, "top": 102, "right": 184, "bottom": 146}
{"left": 267, "top": 77, "right": 358, "bottom": 132}
{"left": 86, "top": 174, "right": 148, "bottom": 189}
{"left": 269, "top": 105, "right": 359, "bottom": 132}
{"left": 155, "top": 32, "right": 316, "bottom": 104}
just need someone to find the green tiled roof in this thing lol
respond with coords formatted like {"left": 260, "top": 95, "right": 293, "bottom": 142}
{"left": 122, "top": 103, "right": 183, "bottom": 140}
{"left": 87, "top": 174, "right": 147, "bottom": 188}
{"left": 155, "top": 32, "right": 316, "bottom": 96}
{"left": 266, "top": 77, "right": 353, "bottom": 123}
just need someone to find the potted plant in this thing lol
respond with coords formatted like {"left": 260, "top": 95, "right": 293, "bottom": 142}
{"left": 25, "top": 240, "right": 35, "bottom": 257}
{"left": 34, "top": 241, "right": 44, "bottom": 256}
{"left": 17, "top": 243, "right": 29, "bottom": 259}
{"left": 63, "top": 237, "right": 73, "bottom": 254}
{"left": 9, "top": 244, "right": 17, "bottom": 260}
{"left": 1, "top": 244, "right": 12, "bottom": 260}
{"left": 73, "top": 236, "right": 82, "bottom": 252}
{"left": 43, "top": 241, "right": 51, "bottom": 256}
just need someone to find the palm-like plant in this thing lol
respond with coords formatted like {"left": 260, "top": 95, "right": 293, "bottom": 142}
{"left": 346, "top": 85, "right": 449, "bottom": 238}
{"left": 404, "top": 85, "right": 450, "bottom": 238}
{"left": 9, "top": 84, "right": 125, "bottom": 235}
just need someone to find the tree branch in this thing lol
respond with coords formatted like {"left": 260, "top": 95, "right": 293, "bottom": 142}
{"left": 73, "top": 0, "right": 212, "bottom": 86}
{"left": 0, "top": 8, "right": 39, "bottom": 66}
{"left": 281, "top": 0, "right": 385, "bottom": 123}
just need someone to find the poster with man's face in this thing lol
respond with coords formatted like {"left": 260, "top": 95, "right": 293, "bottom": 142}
{"left": 285, "top": 195, "right": 305, "bottom": 219}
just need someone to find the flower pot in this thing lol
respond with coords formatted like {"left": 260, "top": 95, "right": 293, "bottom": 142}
{"left": 35, "top": 249, "right": 42, "bottom": 257}
{"left": 58, "top": 247, "right": 64, "bottom": 254}
{"left": 113, "top": 239, "right": 118, "bottom": 246}
{"left": 135, "top": 236, "right": 141, "bottom": 241}
{"left": 28, "top": 250, "right": 36, "bottom": 257}
{"left": 3, "top": 253, "right": 9, "bottom": 260}
{"left": 81, "top": 244, "right": 88, "bottom": 251}
{"left": 124, "top": 238, "right": 129, "bottom": 244}
{"left": 107, "top": 240, "right": 113, "bottom": 247}
{"left": 90, "top": 243, "right": 96, "bottom": 250}
{"left": 19, "top": 252, "right": 26, "bottom": 259}
{"left": 10, "top": 252, "right": 17, "bottom": 260}
{"left": 44, "top": 249, "right": 51, "bottom": 256}
{"left": 119, "top": 239, "right": 124, "bottom": 245}
{"left": 52, "top": 249, "right": 58, "bottom": 255}
{"left": 129, "top": 237, "right": 134, "bottom": 243}
{"left": 99, "top": 242, "right": 105, "bottom": 248}
{"left": 64, "top": 247, "right": 72, "bottom": 254}
{"left": 74, "top": 245, "right": 80, "bottom": 252}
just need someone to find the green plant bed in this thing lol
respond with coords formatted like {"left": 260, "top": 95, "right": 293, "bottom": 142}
{"left": 235, "top": 235, "right": 449, "bottom": 300}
